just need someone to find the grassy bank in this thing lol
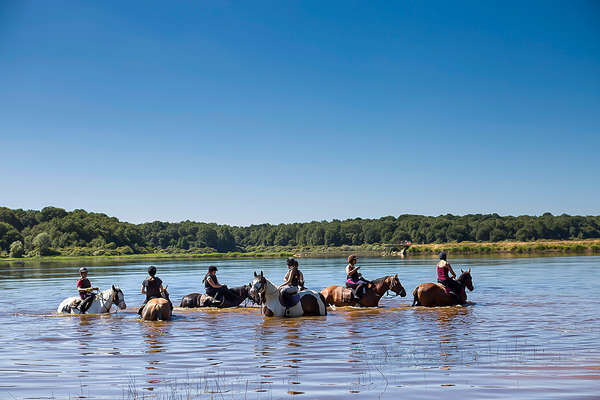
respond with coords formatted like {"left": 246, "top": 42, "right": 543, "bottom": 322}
{"left": 1, "top": 239, "right": 599, "bottom": 263}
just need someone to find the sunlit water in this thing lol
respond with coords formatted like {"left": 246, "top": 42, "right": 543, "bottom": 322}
{"left": 0, "top": 256, "right": 598, "bottom": 399}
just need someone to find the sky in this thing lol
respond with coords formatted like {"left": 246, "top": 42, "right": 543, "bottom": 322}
{"left": 1, "top": 1, "right": 599, "bottom": 225}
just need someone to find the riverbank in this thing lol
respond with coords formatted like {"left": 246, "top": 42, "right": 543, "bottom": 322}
{"left": 1, "top": 239, "right": 599, "bottom": 263}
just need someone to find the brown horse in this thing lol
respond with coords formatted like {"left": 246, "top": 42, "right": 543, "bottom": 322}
{"left": 412, "top": 269, "right": 474, "bottom": 307}
{"left": 321, "top": 275, "right": 406, "bottom": 307}
{"left": 141, "top": 286, "right": 173, "bottom": 321}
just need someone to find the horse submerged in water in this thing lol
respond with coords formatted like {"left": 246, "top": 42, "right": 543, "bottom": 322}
{"left": 57, "top": 285, "right": 126, "bottom": 314}
{"left": 321, "top": 274, "right": 406, "bottom": 307}
{"left": 140, "top": 286, "right": 173, "bottom": 321}
{"left": 412, "top": 269, "right": 474, "bottom": 307}
{"left": 180, "top": 285, "right": 252, "bottom": 308}
{"left": 249, "top": 271, "right": 327, "bottom": 317}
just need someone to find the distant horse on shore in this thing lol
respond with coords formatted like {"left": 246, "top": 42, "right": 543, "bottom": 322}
{"left": 412, "top": 269, "right": 474, "bottom": 307}
{"left": 249, "top": 271, "right": 327, "bottom": 317}
{"left": 180, "top": 285, "right": 252, "bottom": 308}
{"left": 57, "top": 286, "right": 126, "bottom": 314}
{"left": 321, "top": 274, "right": 406, "bottom": 307}
{"left": 141, "top": 286, "right": 173, "bottom": 321}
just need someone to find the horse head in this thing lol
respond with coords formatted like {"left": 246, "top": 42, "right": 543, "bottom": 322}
{"left": 458, "top": 268, "right": 474, "bottom": 291}
{"left": 161, "top": 285, "right": 171, "bottom": 301}
{"left": 249, "top": 271, "right": 267, "bottom": 304}
{"left": 389, "top": 274, "right": 406, "bottom": 297}
{"left": 111, "top": 285, "right": 127, "bottom": 310}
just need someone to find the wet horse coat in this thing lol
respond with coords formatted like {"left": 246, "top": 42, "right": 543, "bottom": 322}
{"left": 57, "top": 286, "right": 126, "bottom": 314}
{"left": 321, "top": 275, "right": 406, "bottom": 307}
{"left": 180, "top": 285, "right": 251, "bottom": 308}
{"left": 412, "top": 269, "right": 474, "bottom": 307}
{"left": 141, "top": 287, "right": 172, "bottom": 321}
{"left": 249, "top": 271, "right": 327, "bottom": 317}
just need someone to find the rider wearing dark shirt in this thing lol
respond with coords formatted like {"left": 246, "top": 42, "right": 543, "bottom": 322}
{"left": 138, "top": 266, "right": 172, "bottom": 314}
{"left": 204, "top": 265, "right": 234, "bottom": 303}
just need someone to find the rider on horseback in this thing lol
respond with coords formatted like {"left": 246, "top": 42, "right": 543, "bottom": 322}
{"left": 279, "top": 258, "right": 305, "bottom": 293}
{"left": 437, "top": 252, "right": 463, "bottom": 303}
{"left": 76, "top": 267, "right": 98, "bottom": 314}
{"left": 138, "top": 266, "right": 173, "bottom": 315}
{"left": 345, "top": 255, "right": 370, "bottom": 301}
{"left": 204, "top": 266, "right": 235, "bottom": 305}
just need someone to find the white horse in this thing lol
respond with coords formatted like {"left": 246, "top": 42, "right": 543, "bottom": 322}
{"left": 57, "top": 285, "right": 126, "bottom": 314}
{"left": 249, "top": 271, "right": 326, "bottom": 317}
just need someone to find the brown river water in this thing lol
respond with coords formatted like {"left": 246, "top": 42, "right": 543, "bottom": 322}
{"left": 0, "top": 256, "right": 598, "bottom": 399}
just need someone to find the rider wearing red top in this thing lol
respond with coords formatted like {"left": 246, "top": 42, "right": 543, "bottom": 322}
{"left": 437, "top": 252, "right": 462, "bottom": 302}
{"left": 76, "top": 267, "right": 98, "bottom": 313}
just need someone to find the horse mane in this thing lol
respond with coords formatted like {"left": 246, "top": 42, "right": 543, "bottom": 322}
{"left": 371, "top": 276, "right": 390, "bottom": 286}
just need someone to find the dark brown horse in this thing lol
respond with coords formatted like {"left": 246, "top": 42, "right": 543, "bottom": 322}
{"left": 412, "top": 269, "right": 474, "bottom": 307}
{"left": 180, "top": 285, "right": 251, "bottom": 308}
{"left": 141, "top": 286, "right": 173, "bottom": 321}
{"left": 321, "top": 275, "right": 406, "bottom": 307}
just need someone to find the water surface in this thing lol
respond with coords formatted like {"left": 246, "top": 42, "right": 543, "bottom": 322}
{"left": 0, "top": 256, "right": 598, "bottom": 399}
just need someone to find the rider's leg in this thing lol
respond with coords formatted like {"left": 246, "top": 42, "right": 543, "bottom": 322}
{"left": 80, "top": 295, "right": 94, "bottom": 314}
{"left": 137, "top": 300, "right": 148, "bottom": 315}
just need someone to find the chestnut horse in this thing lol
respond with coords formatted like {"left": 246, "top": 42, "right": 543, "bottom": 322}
{"left": 180, "top": 285, "right": 251, "bottom": 308}
{"left": 412, "top": 269, "right": 474, "bottom": 307}
{"left": 141, "top": 286, "right": 172, "bottom": 321}
{"left": 321, "top": 275, "right": 406, "bottom": 307}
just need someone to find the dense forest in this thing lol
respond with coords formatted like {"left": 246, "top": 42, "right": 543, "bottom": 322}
{"left": 1, "top": 206, "right": 599, "bottom": 257}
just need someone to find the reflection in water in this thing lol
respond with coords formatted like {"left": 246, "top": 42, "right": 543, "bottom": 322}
{"left": 141, "top": 320, "right": 172, "bottom": 391}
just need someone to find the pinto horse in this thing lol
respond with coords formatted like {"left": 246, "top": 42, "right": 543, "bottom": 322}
{"left": 141, "top": 286, "right": 172, "bottom": 321}
{"left": 180, "top": 285, "right": 252, "bottom": 308}
{"left": 321, "top": 275, "right": 406, "bottom": 307}
{"left": 249, "top": 271, "right": 327, "bottom": 317}
{"left": 57, "top": 285, "right": 126, "bottom": 314}
{"left": 412, "top": 269, "right": 474, "bottom": 307}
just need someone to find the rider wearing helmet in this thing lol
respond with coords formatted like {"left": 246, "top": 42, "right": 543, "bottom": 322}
{"left": 345, "top": 255, "right": 370, "bottom": 300}
{"left": 437, "top": 252, "right": 462, "bottom": 302}
{"left": 138, "top": 265, "right": 172, "bottom": 314}
{"left": 76, "top": 267, "right": 98, "bottom": 314}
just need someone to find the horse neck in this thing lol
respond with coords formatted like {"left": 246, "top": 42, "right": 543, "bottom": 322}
{"left": 372, "top": 277, "right": 390, "bottom": 297}
{"left": 262, "top": 279, "right": 279, "bottom": 302}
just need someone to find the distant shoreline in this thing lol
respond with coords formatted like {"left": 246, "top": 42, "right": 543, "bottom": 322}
{"left": 1, "top": 239, "right": 599, "bottom": 263}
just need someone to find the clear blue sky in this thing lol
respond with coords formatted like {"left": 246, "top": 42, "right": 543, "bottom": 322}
{"left": 1, "top": 1, "right": 599, "bottom": 225}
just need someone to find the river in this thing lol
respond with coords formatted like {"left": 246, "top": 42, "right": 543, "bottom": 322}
{"left": 0, "top": 255, "right": 598, "bottom": 399}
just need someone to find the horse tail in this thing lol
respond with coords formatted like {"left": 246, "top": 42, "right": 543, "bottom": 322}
{"left": 412, "top": 286, "right": 420, "bottom": 306}
{"left": 141, "top": 303, "right": 158, "bottom": 321}
{"left": 319, "top": 293, "right": 327, "bottom": 315}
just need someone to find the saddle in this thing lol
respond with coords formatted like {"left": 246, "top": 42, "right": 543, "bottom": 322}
{"left": 436, "top": 283, "right": 457, "bottom": 297}
{"left": 279, "top": 287, "right": 301, "bottom": 309}
{"left": 341, "top": 288, "right": 355, "bottom": 304}
{"left": 199, "top": 294, "right": 222, "bottom": 307}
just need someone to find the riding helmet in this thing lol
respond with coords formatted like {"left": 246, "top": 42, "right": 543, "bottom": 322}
{"left": 79, "top": 267, "right": 88, "bottom": 273}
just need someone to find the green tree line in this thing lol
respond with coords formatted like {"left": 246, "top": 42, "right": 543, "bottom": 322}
{"left": 1, "top": 206, "right": 599, "bottom": 257}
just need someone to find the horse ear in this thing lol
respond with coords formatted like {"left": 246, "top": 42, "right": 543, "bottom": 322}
{"left": 112, "top": 284, "right": 116, "bottom": 291}
{"left": 461, "top": 269, "right": 464, "bottom": 273}
{"left": 468, "top": 268, "right": 471, "bottom": 273}
{"left": 164, "top": 285, "right": 168, "bottom": 290}
{"left": 394, "top": 274, "right": 398, "bottom": 279}
{"left": 260, "top": 270, "right": 263, "bottom": 277}
{"left": 254, "top": 271, "right": 257, "bottom": 277}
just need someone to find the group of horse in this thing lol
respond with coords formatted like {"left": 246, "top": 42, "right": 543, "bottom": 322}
{"left": 56, "top": 268, "right": 474, "bottom": 320}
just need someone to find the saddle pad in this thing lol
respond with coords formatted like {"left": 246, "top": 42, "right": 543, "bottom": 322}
{"left": 342, "top": 288, "right": 353, "bottom": 303}
{"left": 279, "top": 291, "right": 301, "bottom": 308}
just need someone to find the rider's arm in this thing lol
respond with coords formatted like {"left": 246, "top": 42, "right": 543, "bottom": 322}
{"left": 447, "top": 264, "right": 457, "bottom": 279}
{"left": 299, "top": 271, "right": 305, "bottom": 286}
{"left": 279, "top": 270, "right": 292, "bottom": 288}
{"left": 207, "top": 276, "right": 222, "bottom": 288}
{"left": 346, "top": 265, "right": 360, "bottom": 276}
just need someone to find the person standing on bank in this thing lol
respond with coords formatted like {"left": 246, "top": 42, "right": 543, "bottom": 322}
{"left": 138, "top": 265, "right": 172, "bottom": 314}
